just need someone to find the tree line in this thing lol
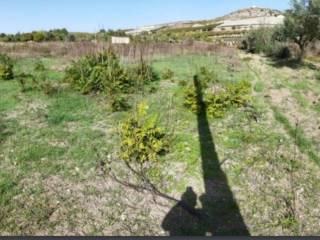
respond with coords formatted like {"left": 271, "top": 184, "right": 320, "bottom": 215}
{"left": 0, "top": 28, "right": 128, "bottom": 43}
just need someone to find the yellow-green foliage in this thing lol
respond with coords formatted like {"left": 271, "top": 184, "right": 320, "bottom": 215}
{"left": 206, "top": 92, "right": 230, "bottom": 118}
{"left": 0, "top": 54, "right": 14, "bottom": 80}
{"left": 184, "top": 77, "right": 252, "bottom": 118}
{"left": 226, "top": 80, "right": 252, "bottom": 107}
{"left": 119, "top": 103, "right": 169, "bottom": 164}
{"left": 197, "top": 67, "right": 218, "bottom": 88}
{"left": 183, "top": 86, "right": 199, "bottom": 113}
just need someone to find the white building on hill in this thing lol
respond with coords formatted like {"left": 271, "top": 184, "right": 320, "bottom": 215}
{"left": 215, "top": 15, "right": 284, "bottom": 32}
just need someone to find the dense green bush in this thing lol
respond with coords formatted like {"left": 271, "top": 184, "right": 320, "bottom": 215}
{"left": 226, "top": 80, "right": 252, "bottom": 107}
{"left": 65, "top": 50, "right": 159, "bottom": 98}
{"left": 32, "top": 31, "right": 46, "bottom": 42}
{"left": 0, "top": 54, "right": 14, "bottom": 80}
{"left": 184, "top": 75, "right": 252, "bottom": 118}
{"left": 119, "top": 102, "right": 169, "bottom": 165}
{"left": 243, "top": 28, "right": 274, "bottom": 54}
{"left": 242, "top": 27, "right": 291, "bottom": 59}
{"left": 65, "top": 50, "right": 160, "bottom": 112}
{"left": 65, "top": 50, "right": 129, "bottom": 94}
{"left": 205, "top": 92, "right": 229, "bottom": 118}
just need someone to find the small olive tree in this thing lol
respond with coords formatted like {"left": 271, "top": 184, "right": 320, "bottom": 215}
{"left": 279, "top": 0, "right": 320, "bottom": 60}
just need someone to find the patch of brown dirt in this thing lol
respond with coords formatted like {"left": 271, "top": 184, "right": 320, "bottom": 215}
{"left": 27, "top": 175, "right": 173, "bottom": 235}
{"left": 5, "top": 100, "right": 48, "bottom": 129}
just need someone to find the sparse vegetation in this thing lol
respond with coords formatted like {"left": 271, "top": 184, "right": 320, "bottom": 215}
{"left": 0, "top": 54, "right": 14, "bottom": 80}
{"left": 1, "top": 2, "right": 320, "bottom": 235}
{"left": 1, "top": 49, "right": 320, "bottom": 236}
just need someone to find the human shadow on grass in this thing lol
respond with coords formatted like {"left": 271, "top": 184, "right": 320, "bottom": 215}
{"left": 162, "top": 76, "right": 250, "bottom": 236}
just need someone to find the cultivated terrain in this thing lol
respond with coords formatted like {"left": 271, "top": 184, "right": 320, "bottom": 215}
{"left": 1, "top": 45, "right": 320, "bottom": 235}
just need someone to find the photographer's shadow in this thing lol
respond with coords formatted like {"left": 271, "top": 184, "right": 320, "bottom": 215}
{"left": 162, "top": 187, "right": 206, "bottom": 236}
{"left": 162, "top": 76, "right": 250, "bottom": 236}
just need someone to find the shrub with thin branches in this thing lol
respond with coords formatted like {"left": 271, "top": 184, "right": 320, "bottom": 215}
{"left": 0, "top": 54, "right": 14, "bottom": 80}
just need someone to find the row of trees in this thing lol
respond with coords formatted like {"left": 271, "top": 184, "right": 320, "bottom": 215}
{"left": 0, "top": 28, "right": 72, "bottom": 42}
{"left": 0, "top": 28, "right": 128, "bottom": 43}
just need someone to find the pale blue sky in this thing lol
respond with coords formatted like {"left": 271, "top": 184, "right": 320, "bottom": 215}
{"left": 0, "top": 0, "right": 290, "bottom": 34}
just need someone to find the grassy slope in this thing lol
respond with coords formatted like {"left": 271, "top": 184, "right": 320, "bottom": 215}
{"left": 1, "top": 52, "right": 320, "bottom": 235}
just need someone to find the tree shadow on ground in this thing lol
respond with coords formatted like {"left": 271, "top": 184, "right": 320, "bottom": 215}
{"left": 267, "top": 58, "right": 318, "bottom": 70}
{"left": 162, "top": 76, "right": 250, "bottom": 236}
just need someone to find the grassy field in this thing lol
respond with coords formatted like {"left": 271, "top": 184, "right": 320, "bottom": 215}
{"left": 1, "top": 50, "right": 320, "bottom": 236}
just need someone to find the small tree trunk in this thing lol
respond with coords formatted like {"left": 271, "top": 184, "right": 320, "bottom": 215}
{"left": 298, "top": 44, "right": 306, "bottom": 62}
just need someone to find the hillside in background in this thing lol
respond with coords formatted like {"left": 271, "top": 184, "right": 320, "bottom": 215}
{"left": 216, "top": 7, "right": 282, "bottom": 21}
{"left": 126, "top": 7, "right": 284, "bottom": 35}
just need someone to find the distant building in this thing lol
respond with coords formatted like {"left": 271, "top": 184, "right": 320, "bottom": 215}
{"left": 125, "top": 25, "right": 163, "bottom": 36}
{"left": 111, "top": 36, "right": 130, "bottom": 44}
{"left": 215, "top": 15, "right": 285, "bottom": 32}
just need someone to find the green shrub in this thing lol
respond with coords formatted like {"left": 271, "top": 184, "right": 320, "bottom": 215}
{"left": 243, "top": 27, "right": 291, "bottom": 59}
{"left": 65, "top": 50, "right": 128, "bottom": 94}
{"left": 0, "top": 54, "right": 14, "bottom": 80}
{"left": 178, "top": 79, "right": 188, "bottom": 87}
{"left": 32, "top": 31, "right": 46, "bottom": 42}
{"left": 207, "top": 80, "right": 251, "bottom": 117}
{"left": 65, "top": 50, "right": 159, "bottom": 96}
{"left": 315, "top": 70, "right": 320, "bottom": 81}
{"left": 226, "top": 80, "right": 252, "bottom": 107}
{"left": 197, "top": 66, "right": 218, "bottom": 87}
{"left": 244, "top": 27, "right": 274, "bottom": 54}
{"left": 183, "top": 86, "right": 199, "bottom": 113}
{"left": 34, "top": 61, "right": 46, "bottom": 72}
{"left": 128, "top": 59, "right": 159, "bottom": 91}
{"left": 119, "top": 102, "right": 169, "bottom": 165}
{"left": 110, "top": 95, "right": 131, "bottom": 112}
{"left": 162, "top": 68, "right": 174, "bottom": 80}
{"left": 183, "top": 77, "right": 252, "bottom": 118}
{"left": 205, "top": 92, "right": 229, "bottom": 118}
{"left": 16, "top": 73, "right": 35, "bottom": 92}
{"left": 41, "top": 81, "right": 58, "bottom": 96}
{"left": 32, "top": 61, "right": 57, "bottom": 95}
